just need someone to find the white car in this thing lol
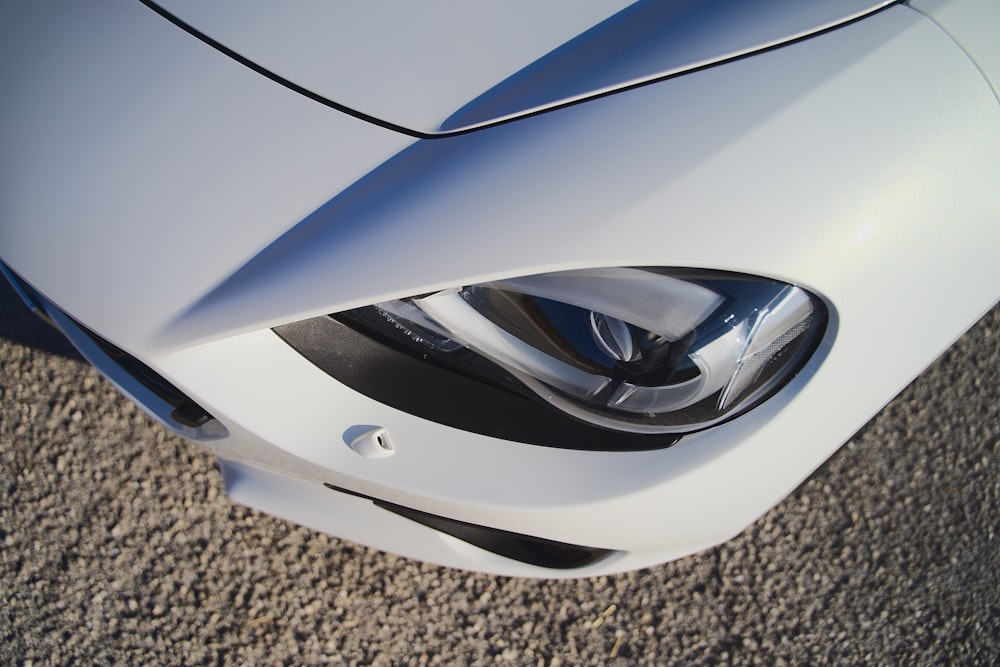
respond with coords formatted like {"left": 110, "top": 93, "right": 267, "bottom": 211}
{"left": 1, "top": 0, "right": 997, "bottom": 577}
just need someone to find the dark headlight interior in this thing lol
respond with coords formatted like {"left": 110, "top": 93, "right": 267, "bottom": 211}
{"left": 275, "top": 268, "right": 827, "bottom": 451}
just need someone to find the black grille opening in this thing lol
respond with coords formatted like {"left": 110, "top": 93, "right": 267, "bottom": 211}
{"left": 325, "top": 483, "right": 614, "bottom": 570}
{"left": 74, "top": 324, "right": 215, "bottom": 429}
{"left": 1, "top": 262, "right": 221, "bottom": 434}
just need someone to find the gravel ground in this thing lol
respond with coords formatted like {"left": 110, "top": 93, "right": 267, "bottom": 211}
{"left": 1, "top": 277, "right": 998, "bottom": 666}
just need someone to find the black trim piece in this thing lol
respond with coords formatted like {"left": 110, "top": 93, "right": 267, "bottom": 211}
{"left": 139, "top": 0, "right": 901, "bottom": 139}
{"left": 324, "top": 483, "right": 614, "bottom": 570}
{"left": 0, "top": 262, "right": 57, "bottom": 329}
{"left": 0, "top": 261, "right": 58, "bottom": 329}
{"left": 273, "top": 316, "right": 681, "bottom": 451}
{"left": 74, "top": 325, "right": 215, "bottom": 429}
{"left": 1, "top": 262, "right": 216, "bottom": 430}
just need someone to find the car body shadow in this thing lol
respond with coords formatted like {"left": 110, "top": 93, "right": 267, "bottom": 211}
{"left": 0, "top": 277, "right": 80, "bottom": 359}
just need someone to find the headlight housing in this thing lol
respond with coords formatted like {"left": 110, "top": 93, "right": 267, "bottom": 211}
{"left": 277, "top": 268, "right": 827, "bottom": 449}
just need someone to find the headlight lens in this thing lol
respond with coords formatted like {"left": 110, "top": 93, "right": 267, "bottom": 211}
{"left": 338, "top": 268, "right": 826, "bottom": 435}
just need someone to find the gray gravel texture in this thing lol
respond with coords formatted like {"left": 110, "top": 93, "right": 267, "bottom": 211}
{"left": 1, "top": 276, "right": 997, "bottom": 666}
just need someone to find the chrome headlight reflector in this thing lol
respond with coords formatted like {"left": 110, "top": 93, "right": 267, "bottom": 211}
{"left": 323, "top": 268, "right": 827, "bottom": 442}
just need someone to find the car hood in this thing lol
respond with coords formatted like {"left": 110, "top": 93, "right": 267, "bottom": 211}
{"left": 149, "top": 0, "right": 894, "bottom": 135}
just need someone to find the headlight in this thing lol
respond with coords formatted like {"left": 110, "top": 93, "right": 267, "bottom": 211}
{"left": 324, "top": 268, "right": 827, "bottom": 441}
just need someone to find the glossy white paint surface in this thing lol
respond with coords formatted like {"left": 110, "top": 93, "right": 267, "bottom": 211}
{"left": 153, "top": 0, "right": 634, "bottom": 133}
{"left": 910, "top": 0, "right": 1000, "bottom": 97}
{"left": 152, "top": 0, "right": 893, "bottom": 133}
{"left": 1, "top": 1, "right": 997, "bottom": 576}
{"left": 0, "top": 1, "right": 414, "bottom": 353}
